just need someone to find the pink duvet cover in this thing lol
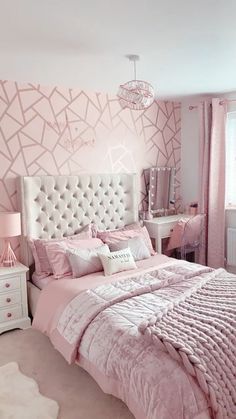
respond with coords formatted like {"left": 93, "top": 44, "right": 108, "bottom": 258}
{"left": 33, "top": 255, "right": 212, "bottom": 419}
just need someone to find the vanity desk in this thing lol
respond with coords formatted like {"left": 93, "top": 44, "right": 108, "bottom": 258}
{"left": 144, "top": 214, "right": 190, "bottom": 254}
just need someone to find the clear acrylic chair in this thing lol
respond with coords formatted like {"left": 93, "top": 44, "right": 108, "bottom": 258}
{"left": 179, "top": 214, "right": 206, "bottom": 263}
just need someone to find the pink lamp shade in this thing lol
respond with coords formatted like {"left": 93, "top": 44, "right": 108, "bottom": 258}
{"left": 0, "top": 212, "right": 21, "bottom": 238}
{"left": 0, "top": 212, "right": 21, "bottom": 267}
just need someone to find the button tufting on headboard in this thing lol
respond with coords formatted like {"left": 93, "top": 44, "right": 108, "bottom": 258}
{"left": 17, "top": 174, "right": 137, "bottom": 267}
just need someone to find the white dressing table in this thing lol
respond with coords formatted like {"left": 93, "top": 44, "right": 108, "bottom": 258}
{"left": 144, "top": 214, "right": 190, "bottom": 253}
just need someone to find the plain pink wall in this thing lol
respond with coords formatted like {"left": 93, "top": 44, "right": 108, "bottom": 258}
{"left": 0, "top": 80, "right": 181, "bottom": 253}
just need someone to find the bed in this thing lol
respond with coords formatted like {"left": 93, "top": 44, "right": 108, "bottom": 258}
{"left": 17, "top": 174, "right": 235, "bottom": 419}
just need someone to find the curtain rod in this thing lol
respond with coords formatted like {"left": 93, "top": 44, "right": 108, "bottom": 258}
{"left": 219, "top": 99, "right": 236, "bottom": 105}
{"left": 189, "top": 98, "right": 236, "bottom": 110}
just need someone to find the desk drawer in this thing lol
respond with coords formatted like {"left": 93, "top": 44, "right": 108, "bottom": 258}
{"left": 0, "top": 305, "right": 22, "bottom": 323}
{"left": 0, "top": 276, "right": 21, "bottom": 293}
{"left": 0, "top": 291, "right": 21, "bottom": 308}
{"left": 158, "top": 223, "right": 175, "bottom": 238}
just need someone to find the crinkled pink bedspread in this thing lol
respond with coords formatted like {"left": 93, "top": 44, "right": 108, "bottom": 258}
{"left": 33, "top": 255, "right": 211, "bottom": 419}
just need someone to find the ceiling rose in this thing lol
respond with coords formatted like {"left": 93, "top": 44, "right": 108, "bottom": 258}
{"left": 117, "top": 55, "right": 155, "bottom": 110}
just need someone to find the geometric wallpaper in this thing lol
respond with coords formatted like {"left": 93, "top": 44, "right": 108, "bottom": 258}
{"left": 0, "top": 80, "right": 181, "bottom": 255}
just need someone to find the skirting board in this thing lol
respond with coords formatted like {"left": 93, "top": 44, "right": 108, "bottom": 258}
{"left": 226, "top": 264, "right": 236, "bottom": 274}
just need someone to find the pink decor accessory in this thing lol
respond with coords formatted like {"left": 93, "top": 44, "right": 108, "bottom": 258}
{"left": 97, "top": 225, "right": 155, "bottom": 256}
{"left": 0, "top": 212, "right": 21, "bottom": 267}
{"left": 29, "top": 224, "right": 93, "bottom": 277}
{"left": 117, "top": 55, "right": 154, "bottom": 110}
{"left": 45, "top": 238, "right": 103, "bottom": 279}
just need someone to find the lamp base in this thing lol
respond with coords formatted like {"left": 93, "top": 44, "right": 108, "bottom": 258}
{"left": 0, "top": 240, "right": 17, "bottom": 267}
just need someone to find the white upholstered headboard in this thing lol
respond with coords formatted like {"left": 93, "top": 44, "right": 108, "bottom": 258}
{"left": 17, "top": 173, "right": 138, "bottom": 267}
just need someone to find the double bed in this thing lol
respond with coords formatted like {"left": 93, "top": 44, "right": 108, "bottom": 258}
{"left": 17, "top": 174, "right": 235, "bottom": 419}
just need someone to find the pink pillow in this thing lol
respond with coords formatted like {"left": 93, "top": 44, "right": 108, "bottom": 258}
{"left": 29, "top": 224, "right": 93, "bottom": 277}
{"left": 96, "top": 222, "right": 140, "bottom": 236}
{"left": 45, "top": 238, "right": 103, "bottom": 279}
{"left": 97, "top": 225, "right": 155, "bottom": 255}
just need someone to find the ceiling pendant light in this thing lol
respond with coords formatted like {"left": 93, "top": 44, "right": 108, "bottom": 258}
{"left": 117, "top": 54, "right": 155, "bottom": 110}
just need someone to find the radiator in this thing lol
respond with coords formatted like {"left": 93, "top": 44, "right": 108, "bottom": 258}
{"left": 227, "top": 228, "right": 236, "bottom": 266}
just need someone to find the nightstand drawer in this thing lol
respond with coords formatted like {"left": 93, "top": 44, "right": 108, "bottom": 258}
{"left": 0, "top": 291, "right": 21, "bottom": 308}
{"left": 0, "top": 276, "right": 21, "bottom": 293}
{"left": 0, "top": 305, "right": 23, "bottom": 323}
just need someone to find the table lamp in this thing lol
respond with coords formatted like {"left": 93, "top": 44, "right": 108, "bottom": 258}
{"left": 0, "top": 212, "right": 21, "bottom": 267}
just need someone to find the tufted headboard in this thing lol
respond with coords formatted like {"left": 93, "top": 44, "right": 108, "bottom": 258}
{"left": 17, "top": 174, "right": 138, "bottom": 267}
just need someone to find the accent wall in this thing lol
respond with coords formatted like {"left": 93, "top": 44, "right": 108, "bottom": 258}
{"left": 0, "top": 80, "right": 181, "bottom": 253}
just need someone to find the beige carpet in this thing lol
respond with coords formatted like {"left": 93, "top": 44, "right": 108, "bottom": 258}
{"left": 0, "top": 328, "right": 134, "bottom": 419}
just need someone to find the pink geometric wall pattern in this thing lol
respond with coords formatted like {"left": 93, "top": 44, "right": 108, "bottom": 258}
{"left": 0, "top": 80, "right": 181, "bottom": 255}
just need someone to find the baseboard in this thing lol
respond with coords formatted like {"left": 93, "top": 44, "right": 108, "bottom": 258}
{"left": 226, "top": 264, "right": 236, "bottom": 274}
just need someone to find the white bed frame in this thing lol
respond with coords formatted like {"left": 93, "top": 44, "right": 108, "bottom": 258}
{"left": 17, "top": 174, "right": 138, "bottom": 316}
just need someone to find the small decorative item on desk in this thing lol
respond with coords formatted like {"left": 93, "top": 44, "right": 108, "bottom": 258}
{"left": 169, "top": 200, "right": 176, "bottom": 215}
{"left": 145, "top": 211, "right": 153, "bottom": 220}
{"left": 139, "top": 210, "right": 153, "bottom": 224}
{"left": 189, "top": 202, "right": 198, "bottom": 216}
{"left": 0, "top": 212, "right": 21, "bottom": 267}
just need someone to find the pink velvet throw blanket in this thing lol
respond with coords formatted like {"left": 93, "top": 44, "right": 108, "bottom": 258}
{"left": 55, "top": 263, "right": 213, "bottom": 364}
{"left": 139, "top": 269, "right": 236, "bottom": 419}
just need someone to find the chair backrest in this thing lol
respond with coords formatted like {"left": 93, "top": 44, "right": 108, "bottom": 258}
{"left": 181, "top": 214, "right": 206, "bottom": 247}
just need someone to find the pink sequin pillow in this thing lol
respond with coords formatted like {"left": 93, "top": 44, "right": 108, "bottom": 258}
{"left": 28, "top": 224, "right": 94, "bottom": 277}
{"left": 45, "top": 238, "right": 104, "bottom": 279}
{"left": 97, "top": 224, "right": 155, "bottom": 255}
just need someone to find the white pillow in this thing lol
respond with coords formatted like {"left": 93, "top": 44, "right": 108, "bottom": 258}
{"left": 109, "top": 236, "right": 150, "bottom": 261}
{"left": 67, "top": 244, "right": 110, "bottom": 278}
{"left": 99, "top": 247, "right": 137, "bottom": 276}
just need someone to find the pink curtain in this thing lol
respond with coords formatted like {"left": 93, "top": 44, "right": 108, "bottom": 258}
{"left": 198, "top": 102, "right": 211, "bottom": 265}
{"left": 198, "top": 99, "right": 226, "bottom": 268}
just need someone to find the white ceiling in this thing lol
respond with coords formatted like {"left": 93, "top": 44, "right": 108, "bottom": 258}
{"left": 0, "top": 0, "right": 236, "bottom": 99}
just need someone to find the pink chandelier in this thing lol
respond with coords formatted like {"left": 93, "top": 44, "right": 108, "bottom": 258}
{"left": 117, "top": 55, "right": 155, "bottom": 110}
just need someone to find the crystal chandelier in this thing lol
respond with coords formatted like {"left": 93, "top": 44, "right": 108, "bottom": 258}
{"left": 117, "top": 55, "right": 155, "bottom": 110}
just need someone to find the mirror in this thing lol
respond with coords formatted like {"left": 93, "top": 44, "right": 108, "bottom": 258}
{"left": 143, "top": 167, "right": 176, "bottom": 214}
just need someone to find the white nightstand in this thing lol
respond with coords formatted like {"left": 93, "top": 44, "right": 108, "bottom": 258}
{"left": 0, "top": 263, "right": 31, "bottom": 334}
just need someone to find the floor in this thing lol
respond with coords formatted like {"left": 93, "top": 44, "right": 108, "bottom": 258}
{"left": 0, "top": 327, "right": 134, "bottom": 419}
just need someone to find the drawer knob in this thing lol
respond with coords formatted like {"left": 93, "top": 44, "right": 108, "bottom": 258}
{"left": 7, "top": 313, "right": 12, "bottom": 318}
{"left": 6, "top": 298, "right": 11, "bottom": 303}
{"left": 5, "top": 283, "right": 10, "bottom": 288}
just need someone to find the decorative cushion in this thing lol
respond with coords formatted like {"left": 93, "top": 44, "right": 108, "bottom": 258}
{"left": 45, "top": 238, "right": 103, "bottom": 279}
{"left": 99, "top": 248, "right": 137, "bottom": 276}
{"left": 29, "top": 224, "right": 93, "bottom": 277}
{"left": 97, "top": 225, "right": 155, "bottom": 255}
{"left": 96, "top": 222, "right": 140, "bottom": 237}
{"left": 67, "top": 244, "right": 110, "bottom": 278}
{"left": 109, "top": 236, "right": 151, "bottom": 261}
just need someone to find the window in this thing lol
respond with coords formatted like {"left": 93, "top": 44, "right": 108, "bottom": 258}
{"left": 226, "top": 112, "right": 236, "bottom": 206}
